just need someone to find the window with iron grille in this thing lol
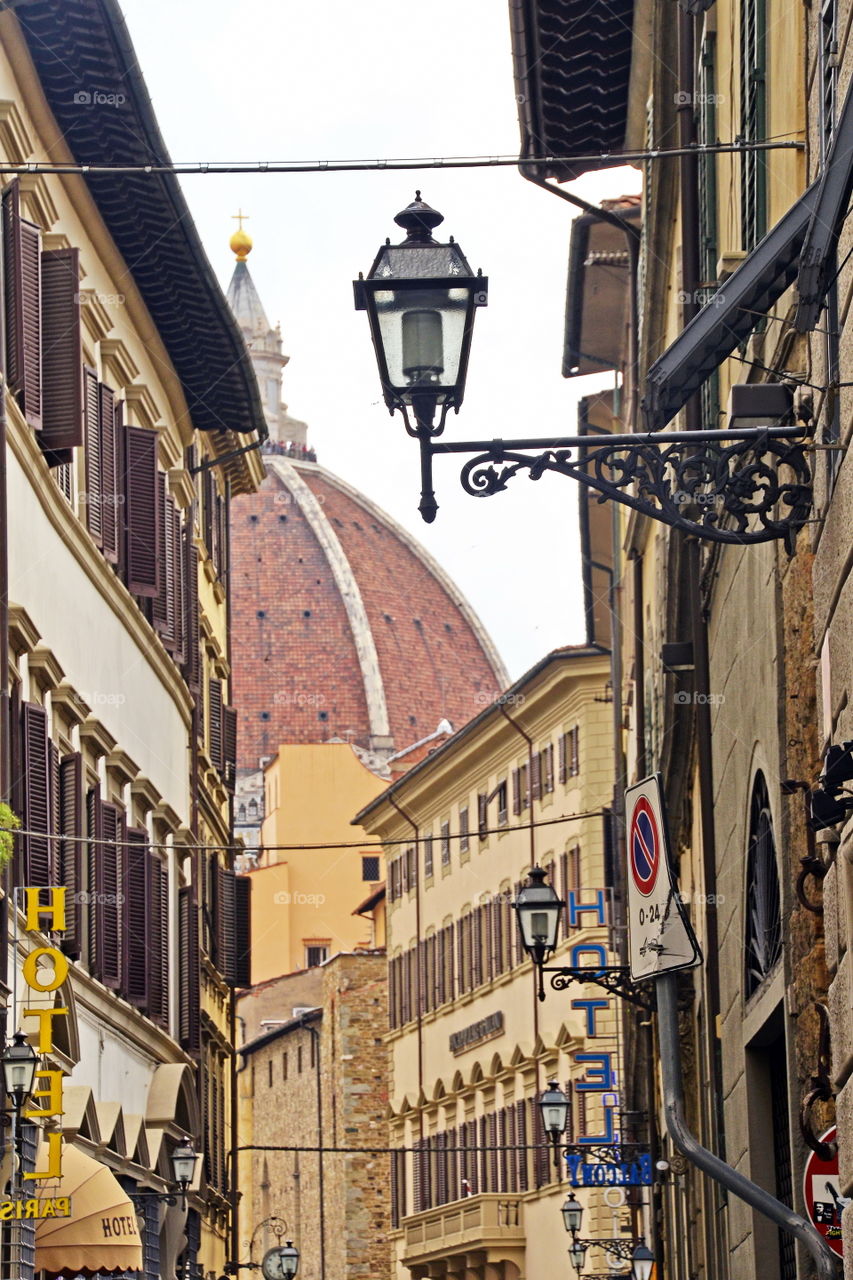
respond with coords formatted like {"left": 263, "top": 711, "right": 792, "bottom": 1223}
{"left": 306, "top": 944, "right": 329, "bottom": 968}
{"left": 459, "top": 806, "right": 469, "bottom": 853}
{"left": 740, "top": 0, "right": 767, "bottom": 252}
{"left": 362, "top": 854, "right": 380, "bottom": 881}
{"left": 496, "top": 781, "right": 508, "bottom": 826}
{"left": 745, "top": 772, "right": 782, "bottom": 996}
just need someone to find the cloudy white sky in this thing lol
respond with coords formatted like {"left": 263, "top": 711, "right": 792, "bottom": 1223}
{"left": 122, "top": 0, "right": 640, "bottom": 680}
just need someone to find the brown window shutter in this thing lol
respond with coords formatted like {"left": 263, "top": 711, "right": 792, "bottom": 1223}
{"left": 122, "top": 828, "right": 149, "bottom": 1010}
{"left": 456, "top": 918, "right": 465, "bottom": 993}
{"left": 488, "top": 1113, "right": 498, "bottom": 1192}
{"left": 558, "top": 733, "right": 568, "bottom": 784}
{"left": 172, "top": 505, "right": 187, "bottom": 665}
{"left": 494, "top": 894, "right": 503, "bottom": 975}
{"left": 3, "top": 181, "right": 42, "bottom": 429}
{"left": 148, "top": 854, "right": 169, "bottom": 1029}
{"left": 235, "top": 874, "right": 252, "bottom": 987}
{"left": 512, "top": 768, "right": 521, "bottom": 816}
{"left": 98, "top": 803, "right": 123, "bottom": 989}
{"left": 571, "top": 725, "right": 580, "bottom": 775}
{"left": 124, "top": 426, "right": 160, "bottom": 596}
{"left": 83, "top": 366, "right": 102, "bottom": 546}
{"left": 222, "top": 707, "right": 238, "bottom": 792}
{"left": 99, "top": 384, "right": 119, "bottom": 563}
{"left": 178, "top": 885, "right": 200, "bottom": 1054}
{"left": 390, "top": 1149, "right": 404, "bottom": 1228}
{"left": 86, "top": 787, "right": 103, "bottom": 975}
{"left": 412, "top": 1138, "right": 424, "bottom": 1213}
{"left": 152, "top": 474, "right": 170, "bottom": 636}
{"left": 21, "top": 702, "right": 51, "bottom": 885}
{"left": 544, "top": 743, "right": 555, "bottom": 792}
{"left": 208, "top": 678, "right": 224, "bottom": 772}
{"left": 40, "top": 247, "right": 82, "bottom": 462}
{"left": 477, "top": 792, "right": 488, "bottom": 838}
{"left": 532, "top": 1097, "right": 550, "bottom": 1188}
{"left": 388, "top": 958, "right": 397, "bottom": 1029}
{"left": 183, "top": 540, "right": 201, "bottom": 690}
{"left": 531, "top": 752, "right": 541, "bottom": 800}
{"left": 216, "top": 864, "right": 237, "bottom": 985}
{"left": 58, "top": 753, "right": 82, "bottom": 958}
{"left": 564, "top": 1080, "right": 575, "bottom": 1143}
{"left": 515, "top": 1099, "right": 529, "bottom": 1192}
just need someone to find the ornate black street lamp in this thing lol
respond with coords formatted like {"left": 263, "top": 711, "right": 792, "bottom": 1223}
{"left": 561, "top": 1192, "right": 584, "bottom": 1234}
{"left": 130, "top": 1138, "right": 199, "bottom": 1211}
{"left": 631, "top": 1242, "right": 655, "bottom": 1280}
{"left": 355, "top": 200, "right": 813, "bottom": 546}
{"left": 568, "top": 1238, "right": 589, "bottom": 1273}
{"left": 354, "top": 193, "right": 487, "bottom": 522}
{"left": 0, "top": 1031, "right": 38, "bottom": 1111}
{"left": 513, "top": 866, "right": 564, "bottom": 1000}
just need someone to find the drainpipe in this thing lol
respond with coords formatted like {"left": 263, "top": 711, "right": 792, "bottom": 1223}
{"left": 0, "top": 198, "right": 9, "bottom": 1019}
{"left": 497, "top": 704, "right": 541, "bottom": 1089}
{"left": 301, "top": 1017, "right": 325, "bottom": 1280}
{"left": 387, "top": 796, "right": 424, "bottom": 1167}
{"left": 657, "top": 974, "right": 840, "bottom": 1278}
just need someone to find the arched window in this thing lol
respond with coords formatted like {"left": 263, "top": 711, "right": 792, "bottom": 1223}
{"left": 745, "top": 772, "right": 782, "bottom": 996}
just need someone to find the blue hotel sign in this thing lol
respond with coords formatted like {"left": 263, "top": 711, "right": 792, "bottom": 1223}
{"left": 565, "top": 1150, "right": 654, "bottom": 1187}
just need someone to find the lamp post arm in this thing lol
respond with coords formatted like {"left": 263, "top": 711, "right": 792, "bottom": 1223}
{"left": 656, "top": 974, "right": 840, "bottom": 1278}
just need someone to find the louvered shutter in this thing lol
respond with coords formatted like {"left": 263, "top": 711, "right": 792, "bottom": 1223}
{"left": 493, "top": 895, "right": 503, "bottom": 975}
{"left": 234, "top": 874, "right": 252, "bottom": 986}
{"left": 48, "top": 739, "right": 59, "bottom": 882}
{"left": 512, "top": 768, "right": 521, "bottom": 816}
{"left": 222, "top": 707, "right": 238, "bottom": 792}
{"left": 477, "top": 1116, "right": 489, "bottom": 1193}
{"left": 388, "top": 958, "right": 398, "bottom": 1030}
{"left": 216, "top": 864, "right": 237, "bottom": 985}
{"left": 3, "top": 181, "right": 41, "bottom": 428}
{"left": 390, "top": 1149, "right": 404, "bottom": 1228}
{"left": 122, "top": 828, "right": 149, "bottom": 1009}
{"left": 152, "top": 474, "right": 170, "bottom": 635}
{"left": 172, "top": 506, "right": 187, "bottom": 664}
{"left": 208, "top": 678, "right": 224, "bottom": 772}
{"left": 505, "top": 1106, "right": 517, "bottom": 1193}
{"left": 516, "top": 1100, "right": 529, "bottom": 1191}
{"left": 446, "top": 925, "right": 455, "bottom": 1000}
{"left": 477, "top": 792, "right": 488, "bottom": 838}
{"left": 558, "top": 733, "right": 568, "bottom": 784}
{"left": 544, "top": 743, "right": 554, "bottom": 792}
{"left": 412, "top": 1139, "right": 424, "bottom": 1213}
{"left": 184, "top": 540, "right": 201, "bottom": 691}
{"left": 564, "top": 1080, "right": 575, "bottom": 1143}
{"left": 456, "top": 918, "right": 465, "bottom": 993}
{"left": 488, "top": 1113, "right": 499, "bottom": 1192}
{"left": 40, "top": 247, "right": 82, "bottom": 462}
{"left": 148, "top": 855, "right": 169, "bottom": 1028}
{"left": 531, "top": 752, "right": 541, "bottom": 800}
{"left": 99, "top": 384, "right": 119, "bottom": 563}
{"left": 533, "top": 1097, "right": 550, "bottom": 1187}
{"left": 86, "top": 788, "right": 103, "bottom": 974}
{"left": 124, "top": 426, "right": 160, "bottom": 596}
{"left": 21, "top": 702, "right": 50, "bottom": 885}
{"left": 99, "top": 803, "right": 123, "bottom": 989}
{"left": 571, "top": 726, "right": 580, "bottom": 776}
{"left": 83, "top": 366, "right": 102, "bottom": 546}
{"left": 178, "top": 885, "right": 200, "bottom": 1054}
{"left": 58, "top": 754, "right": 82, "bottom": 957}
{"left": 447, "top": 1125, "right": 459, "bottom": 1203}
{"left": 436, "top": 1131, "right": 448, "bottom": 1206}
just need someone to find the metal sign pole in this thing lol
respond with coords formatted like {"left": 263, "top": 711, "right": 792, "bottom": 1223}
{"left": 656, "top": 973, "right": 840, "bottom": 1279}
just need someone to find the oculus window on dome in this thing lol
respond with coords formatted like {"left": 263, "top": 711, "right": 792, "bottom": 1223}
{"left": 355, "top": 199, "right": 812, "bottom": 542}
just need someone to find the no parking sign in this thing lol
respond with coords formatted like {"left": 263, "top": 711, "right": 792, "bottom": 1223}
{"left": 625, "top": 775, "right": 702, "bottom": 981}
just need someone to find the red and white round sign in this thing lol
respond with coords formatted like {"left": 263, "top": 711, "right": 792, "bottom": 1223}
{"left": 629, "top": 794, "right": 660, "bottom": 898}
{"left": 803, "top": 1126, "right": 843, "bottom": 1257}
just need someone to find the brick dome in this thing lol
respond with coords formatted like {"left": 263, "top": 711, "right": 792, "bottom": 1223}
{"left": 230, "top": 451, "right": 507, "bottom": 772}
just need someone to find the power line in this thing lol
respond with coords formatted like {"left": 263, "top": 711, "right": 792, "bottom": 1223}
{"left": 0, "top": 139, "right": 804, "bottom": 179}
{"left": 0, "top": 806, "right": 607, "bottom": 854}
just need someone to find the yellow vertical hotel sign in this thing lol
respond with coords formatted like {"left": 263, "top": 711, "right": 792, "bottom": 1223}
{"left": 20, "top": 887, "right": 69, "bottom": 1183}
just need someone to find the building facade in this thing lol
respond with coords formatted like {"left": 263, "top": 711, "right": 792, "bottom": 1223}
{"left": 0, "top": 2, "right": 262, "bottom": 1276}
{"left": 358, "top": 648, "right": 634, "bottom": 1280}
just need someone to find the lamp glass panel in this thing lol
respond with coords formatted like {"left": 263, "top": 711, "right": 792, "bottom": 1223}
{"left": 172, "top": 1146, "right": 197, "bottom": 1184}
{"left": 373, "top": 287, "right": 470, "bottom": 399}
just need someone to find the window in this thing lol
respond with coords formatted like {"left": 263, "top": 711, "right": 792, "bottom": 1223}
{"left": 459, "top": 807, "right": 469, "bottom": 854}
{"left": 282, "top": 1053, "right": 288, "bottom": 1081}
{"left": 740, "top": 0, "right": 767, "bottom": 252}
{"left": 306, "top": 944, "right": 329, "bottom": 969}
{"left": 745, "top": 773, "right": 782, "bottom": 996}
{"left": 569, "top": 727, "right": 580, "bottom": 777}
{"left": 362, "top": 854, "right": 380, "bottom": 882}
{"left": 268, "top": 1060, "right": 273, "bottom": 1088}
{"left": 542, "top": 744, "right": 555, "bottom": 794}
{"left": 496, "top": 782, "right": 508, "bottom": 826}
{"left": 440, "top": 820, "right": 451, "bottom": 866}
{"left": 423, "top": 836, "right": 434, "bottom": 879}
{"left": 297, "top": 1045, "right": 303, "bottom": 1074}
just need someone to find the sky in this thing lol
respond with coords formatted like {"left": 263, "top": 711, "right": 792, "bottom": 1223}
{"left": 121, "top": 0, "right": 641, "bottom": 681}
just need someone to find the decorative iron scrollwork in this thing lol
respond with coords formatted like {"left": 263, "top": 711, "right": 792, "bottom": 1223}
{"left": 800, "top": 1002, "right": 835, "bottom": 1161}
{"left": 455, "top": 429, "right": 811, "bottom": 547}
{"left": 545, "top": 965, "right": 655, "bottom": 1009}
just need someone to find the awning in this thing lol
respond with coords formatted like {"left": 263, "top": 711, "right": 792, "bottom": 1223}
{"left": 35, "top": 1143, "right": 142, "bottom": 1275}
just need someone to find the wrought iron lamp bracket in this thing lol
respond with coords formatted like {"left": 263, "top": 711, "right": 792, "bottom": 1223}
{"left": 129, "top": 1189, "right": 179, "bottom": 1210}
{"left": 573, "top": 1237, "right": 644, "bottom": 1262}
{"left": 543, "top": 965, "right": 655, "bottom": 1009}
{"left": 413, "top": 425, "right": 812, "bottom": 545}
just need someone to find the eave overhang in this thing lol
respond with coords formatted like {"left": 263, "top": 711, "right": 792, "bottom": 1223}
{"left": 509, "top": 0, "right": 637, "bottom": 181}
{"left": 12, "top": 0, "right": 267, "bottom": 446}
{"left": 564, "top": 199, "right": 640, "bottom": 377}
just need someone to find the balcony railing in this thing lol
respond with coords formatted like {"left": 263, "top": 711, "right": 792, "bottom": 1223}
{"left": 402, "top": 1193, "right": 525, "bottom": 1268}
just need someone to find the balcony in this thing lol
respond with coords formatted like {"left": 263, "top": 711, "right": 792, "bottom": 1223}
{"left": 402, "top": 1194, "right": 525, "bottom": 1277}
